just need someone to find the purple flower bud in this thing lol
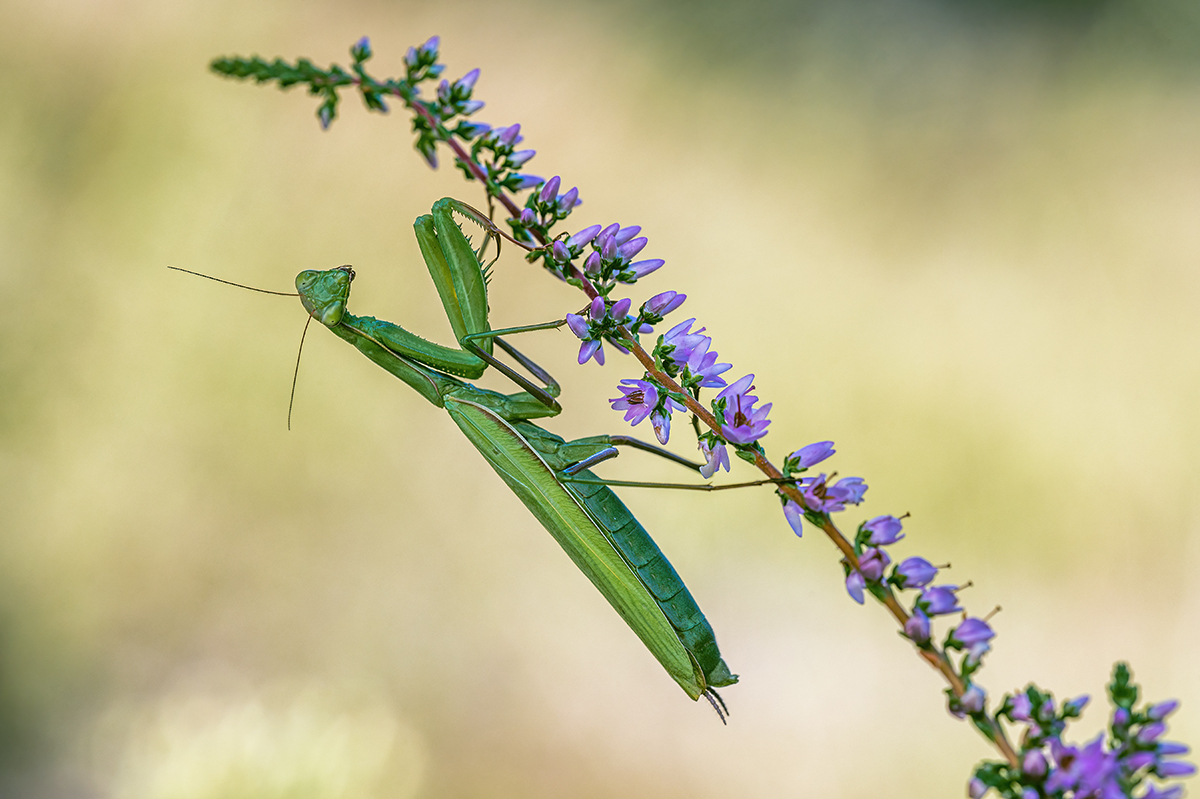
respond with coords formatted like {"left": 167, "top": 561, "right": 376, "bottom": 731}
{"left": 643, "top": 291, "right": 686, "bottom": 318}
{"left": 858, "top": 547, "right": 891, "bottom": 582}
{"left": 845, "top": 570, "right": 866, "bottom": 604}
{"left": 1063, "top": 695, "right": 1090, "bottom": 714}
{"left": 566, "top": 313, "right": 589, "bottom": 340}
{"left": 602, "top": 239, "right": 622, "bottom": 264}
{"left": 894, "top": 557, "right": 937, "bottom": 589}
{"left": 1159, "top": 742, "right": 1190, "bottom": 756}
{"left": 597, "top": 223, "right": 619, "bottom": 242}
{"left": 578, "top": 339, "right": 604, "bottom": 365}
{"left": 567, "top": 224, "right": 602, "bottom": 250}
{"left": 611, "top": 297, "right": 632, "bottom": 321}
{"left": 588, "top": 296, "right": 606, "bottom": 321}
{"left": 1010, "top": 694, "right": 1032, "bottom": 721}
{"left": 790, "top": 441, "right": 834, "bottom": 468}
{"left": 551, "top": 241, "right": 570, "bottom": 263}
{"left": 951, "top": 617, "right": 995, "bottom": 647}
{"left": 1021, "top": 789, "right": 1038, "bottom": 799}
{"left": 919, "top": 585, "right": 962, "bottom": 616}
{"left": 461, "top": 100, "right": 485, "bottom": 115}
{"left": 508, "top": 149, "right": 536, "bottom": 167}
{"left": 651, "top": 409, "right": 671, "bottom": 444}
{"left": 1114, "top": 707, "right": 1130, "bottom": 728}
{"left": 1126, "top": 751, "right": 1157, "bottom": 771}
{"left": 420, "top": 35, "right": 440, "bottom": 56}
{"left": 519, "top": 208, "right": 536, "bottom": 226}
{"left": 455, "top": 68, "right": 480, "bottom": 92}
{"left": 509, "top": 174, "right": 543, "bottom": 190}
{"left": 539, "top": 175, "right": 561, "bottom": 204}
{"left": 961, "top": 685, "right": 987, "bottom": 715}
{"left": 583, "top": 252, "right": 601, "bottom": 274}
{"left": 699, "top": 439, "right": 730, "bottom": 479}
{"left": 319, "top": 105, "right": 334, "bottom": 131}
{"left": 1142, "top": 787, "right": 1185, "bottom": 799}
{"left": 619, "top": 237, "right": 648, "bottom": 259}
{"left": 863, "top": 514, "right": 905, "bottom": 546}
{"left": 613, "top": 225, "right": 641, "bottom": 245}
{"left": 499, "top": 123, "right": 522, "bottom": 146}
{"left": 437, "top": 79, "right": 451, "bottom": 102}
{"left": 629, "top": 259, "right": 666, "bottom": 279}
{"left": 458, "top": 122, "right": 491, "bottom": 138}
{"left": 405, "top": 45, "right": 419, "bottom": 67}
{"left": 1139, "top": 723, "right": 1168, "bottom": 744}
{"left": 965, "top": 640, "right": 991, "bottom": 667}
{"left": 353, "top": 36, "right": 372, "bottom": 57}
{"left": 1022, "top": 749, "right": 1048, "bottom": 777}
{"left": 904, "top": 608, "right": 931, "bottom": 643}
{"left": 610, "top": 379, "right": 658, "bottom": 426}
{"left": 968, "top": 778, "right": 987, "bottom": 799}
{"left": 782, "top": 499, "right": 805, "bottom": 537}
{"left": 1149, "top": 700, "right": 1180, "bottom": 720}
{"left": 1158, "top": 760, "right": 1197, "bottom": 777}
{"left": 557, "top": 187, "right": 580, "bottom": 213}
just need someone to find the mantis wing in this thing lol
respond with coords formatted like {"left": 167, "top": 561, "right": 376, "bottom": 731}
{"left": 444, "top": 396, "right": 709, "bottom": 700}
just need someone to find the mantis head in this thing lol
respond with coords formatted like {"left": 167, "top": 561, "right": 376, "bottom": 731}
{"left": 296, "top": 265, "right": 355, "bottom": 327}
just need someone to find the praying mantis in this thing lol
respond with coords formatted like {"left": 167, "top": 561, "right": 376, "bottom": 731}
{"left": 175, "top": 198, "right": 737, "bottom": 715}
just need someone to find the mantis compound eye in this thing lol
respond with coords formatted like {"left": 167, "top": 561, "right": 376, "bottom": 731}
{"left": 336, "top": 264, "right": 356, "bottom": 281}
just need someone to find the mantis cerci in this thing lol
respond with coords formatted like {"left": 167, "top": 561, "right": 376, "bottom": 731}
{"left": 174, "top": 198, "right": 738, "bottom": 717}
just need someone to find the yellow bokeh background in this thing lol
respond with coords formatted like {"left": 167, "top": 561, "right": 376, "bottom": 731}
{"left": 2, "top": 1, "right": 1198, "bottom": 796}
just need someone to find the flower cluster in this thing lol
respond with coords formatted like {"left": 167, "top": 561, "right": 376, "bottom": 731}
{"left": 970, "top": 665, "right": 1193, "bottom": 799}
{"left": 216, "top": 36, "right": 1194, "bottom": 799}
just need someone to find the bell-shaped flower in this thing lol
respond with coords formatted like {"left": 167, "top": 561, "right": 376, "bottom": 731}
{"left": 715, "top": 374, "right": 772, "bottom": 444}
{"left": 609, "top": 379, "right": 658, "bottom": 426}
{"left": 699, "top": 439, "right": 730, "bottom": 479}
{"left": 863, "top": 514, "right": 905, "bottom": 546}
{"left": 893, "top": 557, "right": 937, "bottom": 589}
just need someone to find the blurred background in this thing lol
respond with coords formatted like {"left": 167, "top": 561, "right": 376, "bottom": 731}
{"left": 2, "top": 0, "right": 1199, "bottom": 796}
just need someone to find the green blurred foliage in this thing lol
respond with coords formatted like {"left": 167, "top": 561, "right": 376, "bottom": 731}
{"left": 1, "top": 0, "right": 1198, "bottom": 797}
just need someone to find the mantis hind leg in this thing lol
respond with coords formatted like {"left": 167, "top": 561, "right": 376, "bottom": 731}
{"left": 463, "top": 321, "right": 568, "bottom": 412}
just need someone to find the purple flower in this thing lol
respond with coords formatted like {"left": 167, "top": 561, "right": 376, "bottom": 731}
{"left": 509, "top": 173, "right": 543, "bottom": 190}
{"left": 863, "top": 514, "right": 905, "bottom": 545}
{"left": 1063, "top": 695, "right": 1090, "bottom": 715}
{"left": 642, "top": 291, "right": 686, "bottom": 319}
{"left": 1021, "top": 789, "right": 1038, "bottom": 799}
{"left": 651, "top": 408, "right": 671, "bottom": 444}
{"left": 918, "top": 585, "right": 962, "bottom": 616}
{"left": 1149, "top": 700, "right": 1180, "bottom": 721}
{"left": 497, "top": 123, "right": 523, "bottom": 147}
{"left": 508, "top": 148, "right": 536, "bottom": 167}
{"left": 557, "top": 187, "right": 580, "bottom": 213}
{"left": 894, "top": 557, "right": 938, "bottom": 589}
{"left": 540, "top": 176, "right": 561, "bottom": 204}
{"left": 1158, "top": 742, "right": 1190, "bottom": 757}
{"left": 1114, "top": 707, "right": 1131, "bottom": 728}
{"left": 858, "top": 547, "right": 891, "bottom": 582}
{"left": 699, "top": 439, "right": 730, "bottom": 479}
{"left": 799, "top": 474, "right": 867, "bottom": 514}
{"left": 716, "top": 374, "right": 772, "bottom": 444}
{"left": 1126, "top": 752, "right": 1157, "bottom": 771}
{"left": 609, "top": 380, "right": 658, "bottom": 426}
{"left": 950, "top": 617, "right": 995, "bottom": 647}
{"left": 846, "top": 570, "right": 866, "bottom": 604}
{"left": 420, "top": 35, "right": 439, "bottom": 56}
{"left": 567, "top": 224, "right": 602, "bottom": 250}
{"left": 782, "top": 499, "right": 805, "bottom": 537}
{"left": 629, "top": 258, "right": 665, "bottom": 278}
{"left": 551, "top": 240, "right": 570, "bottom": 263}
{"left": 1010, "top": 693, "right": 1033, "bottom": 721}
{"left": 904, "top": 608, "right": 931, "bottom": 643}
{"left": 960, "top": 685, "right": 986, "bottom": 715}
{"left": 1139, "top": 723, "right": 1168, "bottom": 744}
{"left": 1047, "top": 735, "right": 1121, "bottom": 796}
{"left": 455, "top": 67, "right": 480, "bottom": 92}
{"left": 1158, "top": 760, "right": 1197, "bottom": 778}
{"left": 831, "top": 476, "right": 868, "bottom": 505}
{"left": 790, "top": 441, "right": 835, "bottom": 469}
{"left": 1023, "top": 749, "right": 1048, "bottom": 777}
{"left": 965, "top": 640, "right": 991, "bottom": 667}
{"left": 457, "top": 121, "right": 491, "bottom": 139}
{"left": 968, "top": 778, "right": 987, "bottom": 799}
{"left": 662, "top": 319, "right": 707, "bottom": 363}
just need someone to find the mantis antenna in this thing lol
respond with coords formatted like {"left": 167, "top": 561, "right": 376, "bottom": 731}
{"left": 288, "top": 315, "right": 314, "bottom": 431}
{"left": 166, "top": 266, "right": 299, "bottom": 297}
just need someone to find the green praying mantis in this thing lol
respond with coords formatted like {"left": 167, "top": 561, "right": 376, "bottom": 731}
{"left": 174, "top": 198, "right": 737, "bottom": 716}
